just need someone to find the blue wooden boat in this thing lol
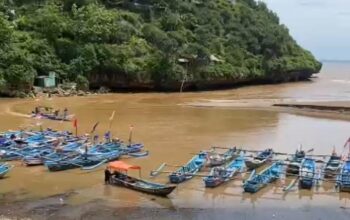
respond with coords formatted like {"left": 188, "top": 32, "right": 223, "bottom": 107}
{"left": 245, "top": 148, "right": 273, "bottom": 170}
{"left": 324, "top": 153, "right": 342, "bottom": 178}
{"left": 286, "top": 150, "right": 305, "bottom": 175}
{"left": 45, "top": 150, "right": 121, "bottom": 171}
{"left": 207, "top": 147, "right": 238, "bottom": 167}
{"left": 336, "top": 159, "right": 350, "bottom": 192}
{"left": 88, "top": 142, "right": 143, "bottom": 155}
{"left": 22, "top": 149, "right": 52, "bottom": 166}
{"left": 243, "top": 161, "right": 284, "bottom": 193}
{"left": 204, "top": 154, "right": 245, "bottom": 187}
{"left": 0, "top": 163, "right": 13, "bottom": 178}
{"left": 169, "top": 151, "right": 207, "bottom": 183}
{"left": 299, "top": 158, "right": 316, "bottom": 189}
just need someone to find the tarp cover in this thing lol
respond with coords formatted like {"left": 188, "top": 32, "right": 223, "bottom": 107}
{"left": 108, "top": 161, "right": 140, "bottom": 171}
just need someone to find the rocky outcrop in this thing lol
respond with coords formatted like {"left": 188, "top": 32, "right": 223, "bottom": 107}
{"left": 88, "top": 68, "right": 319, "bottom": 92}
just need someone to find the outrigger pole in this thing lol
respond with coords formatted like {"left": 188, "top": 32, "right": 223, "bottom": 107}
{"left": 108, "top": 110, "right": 115, "bottom": 132}
{"left": 73, "top": 118, "right": 78, "bottom": 137}
{"left": 128, "top": 125, "right": 133, "bottom": 147}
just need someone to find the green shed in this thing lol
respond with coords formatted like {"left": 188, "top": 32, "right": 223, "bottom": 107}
{"left": 34, "top": 72, "right": 57, "bottom": 88}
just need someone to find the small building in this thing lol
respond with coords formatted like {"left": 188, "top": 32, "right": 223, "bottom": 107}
{"left": 34, "top": 72, "right": 57, "bottom": 88}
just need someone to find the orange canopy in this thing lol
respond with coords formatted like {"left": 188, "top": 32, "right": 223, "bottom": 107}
{"left": 107, "top": 161, "right": 141, "bottom": 172}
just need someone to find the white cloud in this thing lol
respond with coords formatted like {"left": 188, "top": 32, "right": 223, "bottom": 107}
{"left": 261, "top": 0, "right": 350, "bottom": 60}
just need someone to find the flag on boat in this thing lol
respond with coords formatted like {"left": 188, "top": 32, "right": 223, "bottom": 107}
{"left": 73, "top": 119, "right": 78, "bottom": 128}
{"left": 306, "top": 148, "right": 314, "bottom": 153}
{"left": 342, "top": 154, "right": 348, "bottom": 161}
{"left": 343, "top": 137, "right": 350, "bottom": 148}
{"left": 109, "top": 111, "right": 115, "bottom": 121}
{"left": 91, "top": 122, "right": 99, "bottom": 133}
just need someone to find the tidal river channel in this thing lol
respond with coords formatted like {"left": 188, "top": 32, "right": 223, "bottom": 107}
{"left": 0, "top": 62, "right": 350, "bottom": 219}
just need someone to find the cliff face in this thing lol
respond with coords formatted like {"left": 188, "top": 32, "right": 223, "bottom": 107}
{"left": 0, "top": 0, "right": 321, "bottom": 94}
{"left": 88, "top": 68, "right": 318, "bottom": 91}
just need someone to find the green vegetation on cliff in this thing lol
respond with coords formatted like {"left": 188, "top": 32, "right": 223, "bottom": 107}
{"left": 0, "top": 0, "right": 322, "bottom": 95}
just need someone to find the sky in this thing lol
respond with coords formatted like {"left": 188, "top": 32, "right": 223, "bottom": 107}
{"left": 261, "top": 0, "right": 350, "bottom": 60}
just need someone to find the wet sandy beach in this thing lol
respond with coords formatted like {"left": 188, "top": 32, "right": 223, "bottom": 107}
{"left": 1, "top": 62, "right": 350, "bottom": 219}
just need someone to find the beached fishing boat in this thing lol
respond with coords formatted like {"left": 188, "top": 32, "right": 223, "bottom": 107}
{"left": 243, "top": 161, "right": 283, "bottom": 193}
{"left": 0, "top": 163, "right": 13, "bottom": 178}
{"left": 45, "top": 150, "right": 121, "bottom": 171}
{"left": 108, "top": 161, "right": 176, "bottom": 197}
{"left": 168, "top": 151, "right": 207, "bottom": 183}
{"left": 324, "top": 153, "right": 342, "bottom": 178}
{"left": 204, "top": 154, "right": 245, "bottom": 187}
{"left": 299, "top": 158, "right": 316, "bottom": 189}
{"left": 336, "top": 160, "right": 350, "bottom": 192}
{"left": 245, "top": 148, "right": 273, "bottom": 170}
{"left": 31, "top": 113, "right": 74, "bottom": 121}
{"left": 286, "top": 150, "right": 305, "bottom": 175}
{"left": 30, "top": 106, "right": 74, "bottom": 122}
{"left": 23, "top": 155, "right": 44, "bottom": 166}
{"left": 207, "top": 147, "right": 238, "bottom": 167}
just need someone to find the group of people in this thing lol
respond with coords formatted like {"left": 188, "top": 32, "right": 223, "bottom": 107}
{"left": 32, "top": 106, "right": 69, "bottom": 119}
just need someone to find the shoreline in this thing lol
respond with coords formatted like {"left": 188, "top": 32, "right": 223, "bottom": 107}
{"left": 1, "top": 192, "right": 349, "bottom": 220}
{"left": 273, "top": 102, "right": 350, "bottom": 112}
{"left": 185, "top": 100, "right": 350, "bottom": 121}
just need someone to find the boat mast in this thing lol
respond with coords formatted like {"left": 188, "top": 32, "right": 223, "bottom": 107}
{"left": 128, "top": 125, "right": 134, "bottom": 147}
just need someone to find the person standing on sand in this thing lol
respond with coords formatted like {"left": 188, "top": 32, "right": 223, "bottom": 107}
{"left": 63, "top": 108, "right": 68, "bottom": 120}
{"left": 104, "top": 168, "right": 111, "bottom": 184}
{"left": 54, "top": 109, "right": 59, "bottom": 117}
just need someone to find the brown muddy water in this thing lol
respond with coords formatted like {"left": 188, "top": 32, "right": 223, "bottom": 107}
{"left": 1, "top": 62, "right": 350, "bottom": 219}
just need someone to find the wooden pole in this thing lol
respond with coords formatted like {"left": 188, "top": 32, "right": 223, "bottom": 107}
{"left": 128, "top": 125, "right": 133, "bottom": 147}
{"left": 108, "top": 110, "right": 116, "bottom": 138}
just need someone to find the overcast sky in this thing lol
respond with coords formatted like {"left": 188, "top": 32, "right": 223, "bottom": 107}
{"left": 261, "top": 0, "right": 350, "bottom": 60}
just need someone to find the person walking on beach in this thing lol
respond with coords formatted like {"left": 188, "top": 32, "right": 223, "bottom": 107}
{"left": 104, "top": 168, "right": 111, "bottom": 184}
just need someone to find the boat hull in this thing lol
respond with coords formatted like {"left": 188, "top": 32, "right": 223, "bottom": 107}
{"left": 337, "top": 160, "right": 350, "bottom": 192}
{"left": 339, "top": 184, "right": 350, "bottom": 192}
{"left": 23, "top": 158, "right": 43, "bottom": 166}
{"left": 168, "top": 152, "right": 207, "bottom": 184}
{"left": 169, "top": 173, "right": 191, "bottom": 183}
{"left": 324, "top": 167, "right": 340, "bottom": 178}
{"left": 111, "top": 175, "right": 176, "bottom": 197}
{"left": 46, "top": 157, "right": 117, "bottom": 172}
{"left": 286, "top": 162, "right": 301, "bottom": 175}
{"left": 204, "top": 177, "right": 224, "bottom": 187}
{"left": 243, "top": 161, "right": 283, "bottom": 193}
{"left": 299, "top": 179, "right": 313, "bottom": 189}
{"left": 245, "top": 160, "right": 265, "bottom": 170}
{"left": 245, "top": 149, "right": 273, "bottom": 170}
{"left": 299, "top": 158, "right": 316, "bottom": 189}
{"left": 286, "top": 166, "right": 300, "bottom": 175}
{"left": 0, "top": 164, "right": 12, "bottom": 178}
